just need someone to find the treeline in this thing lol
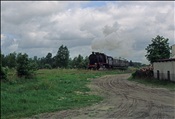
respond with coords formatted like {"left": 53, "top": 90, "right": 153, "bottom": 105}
{"left": 129, "top": 60, "right": 147, "bottom": 68}
{"left": 1, "top": 45, "right": 89, "bottom": 70}
{"left": 1, "top": 44, "right": 146, "bottom": 80}
{"left": 0, "top": 45, "right": 89, "bottom": 80}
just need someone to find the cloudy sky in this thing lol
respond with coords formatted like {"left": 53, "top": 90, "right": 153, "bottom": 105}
{"left": 1, "top": 1, "right": 175, "bottom": 64}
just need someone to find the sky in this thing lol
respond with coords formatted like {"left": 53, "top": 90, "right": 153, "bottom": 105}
{"left": 1, "top": 1, "right": 175, "bottom": 64}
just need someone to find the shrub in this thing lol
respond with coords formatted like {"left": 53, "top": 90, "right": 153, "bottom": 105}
{"left": 44, "top": 64, "right": 52, "bottom": 69}
{"left": 29, "top": 61, "right": 39, "bottom": 71}
{"left": 16, "top": 53, "right": 35, "bottom": 79}
{"left": 132, "top": 66, "right": 153, "bottom": 78}
{"left": 0, "top": 66, "right": 8, "bottom": 81}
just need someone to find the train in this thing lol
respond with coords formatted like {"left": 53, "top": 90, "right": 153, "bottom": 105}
{"left": 88, "top": 52, "right": 129, "bottom": 70}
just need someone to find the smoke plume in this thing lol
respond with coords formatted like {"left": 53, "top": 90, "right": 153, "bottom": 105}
{"left": 91, "top": 21, "right": 135, "bottom": 59}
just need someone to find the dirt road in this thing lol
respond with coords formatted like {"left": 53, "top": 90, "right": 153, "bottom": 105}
{"left": 30, "top": 74, "right": 175, "bottom": 119}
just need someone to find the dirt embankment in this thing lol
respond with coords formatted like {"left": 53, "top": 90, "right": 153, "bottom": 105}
{"left": 29, "top": 74, "right": 175, "bottom": 119}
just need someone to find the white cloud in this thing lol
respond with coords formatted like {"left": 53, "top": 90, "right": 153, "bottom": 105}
{"left": 1, "top": 1, "right": 174, "bottom": 64}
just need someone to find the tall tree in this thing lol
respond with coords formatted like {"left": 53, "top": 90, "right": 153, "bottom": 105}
{"left": 45, "top": 52, "right": 52, "bottom": 67}
{"left": 51, "top": 56, "right": 57, "bottom": 68}
{"left": 56, "top": 45, "right": 69, "bottom": 68}
{"left": 145, "top": 35, "right": 171, "bottom": 64}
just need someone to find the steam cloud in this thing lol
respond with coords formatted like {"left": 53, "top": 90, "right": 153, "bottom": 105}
{"left": 91, "top": 21, "right": 135, "bottom": 59}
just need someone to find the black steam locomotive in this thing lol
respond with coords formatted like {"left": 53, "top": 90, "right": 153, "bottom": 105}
{"left": 88, "top": 52, "right": 129, "bottom": 70}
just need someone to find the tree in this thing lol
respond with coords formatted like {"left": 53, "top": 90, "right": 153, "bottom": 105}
{"left": 43, "top": 64, "right": 52, "bottom": 69}
{"left": 29, "top": 58, "right": 39, "bottom": 71}
{"left": 16, "top": 53, "right": 34, "bottom": 78}
{"left": 76, "top": 54, "right": 84, "bottom": 69}
{"left": 129, "top": 60, "right": 133, "bottom": 66}
{"left": 71, "top": 55, "right": 88, "bottom": 69}
{"left": 0, "top": 66, "right": 7, "bottom": 81}
{"left": 39, "top": 57, "right": 46, "bottom": 69}
{"left": 5, "top": 52, "right": 17, "bottom": 68}
{"left": 0, "top": 53, "right": 8, "bottom": 81}
{"left": 72, "top": 56, "right": 78, "bottom": 68}
{"left": 56, "top": 45, "right": 69, "bottom": 68}
{"left": 1, "top": 54, "right": 6, "bottom": 67}
{"left": 51, "top": 56, "right": 57, "bottom": 68}
{"left": 45, "top": 52, "right": 52, "bottom": 68}
{"left": 68, "top": 58, "right": 73, "bottom": 68}
{"left": 84, "top": 56, "right": 89, "bottom": 69}
{"left": 145, "top": 35, "right": 171, "bottom": 64}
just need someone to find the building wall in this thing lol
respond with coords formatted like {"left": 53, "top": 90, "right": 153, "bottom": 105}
{"left": 153, "top": 61, "right": 175, "bottom": 82}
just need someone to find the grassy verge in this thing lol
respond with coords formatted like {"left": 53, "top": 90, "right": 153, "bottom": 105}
{"left": 128, "top": 76, "right": 175, "bottom": 90}
{"left": 1, "top": 69, "right": 126, "bottom": 119}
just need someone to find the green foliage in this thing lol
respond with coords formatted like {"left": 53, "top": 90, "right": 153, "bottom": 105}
{"left": 29, "top": 58, "right": 39, "bottom": 71}
{"left": 3, "top": 52, "right": 17, "bottom": 68}
{"left": 37, "top": 57, "right": 46, "bottom": 69}
{"left": 1, "top": 69, "right": 125, "bottom": 119}
{"left": 145, "top": 35, "right": 171, "bottom": 63}
{"left": 45, "top": 53, "right": 53, "bottom": 68}
{"left": 43, "top": 64, "right": 52, "bottom": 69}
{"left": 16, "top": 53, "right": 34, "bottom": 78}
{"left": 0, "top": 66, "right": 8, "bottom": 81}
{"left": 70, "top": 55, "right": 89, "bottom": 69}
{"left": 56, "top": 45, "right": 69, "bottom": 68}
{"left": 1, "top": 54, "right": 6, "bottom": 67}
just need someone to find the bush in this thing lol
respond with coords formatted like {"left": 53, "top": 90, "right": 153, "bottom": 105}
{"left": 1, "top": 66, "right": 8, "bottom": 81}
{"left": 132, "top": 66, "right": 153, "bottom": 78}
{"left": 29, "top": 61, "right": 39, "bottom": 71}
{"left": 16, "top": 53, "right": 35, "bottom": 79}
{"left": 44, "top": 64, "right": 52, "bottom": 69}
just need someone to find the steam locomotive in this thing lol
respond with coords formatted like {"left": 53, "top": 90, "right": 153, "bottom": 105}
{"left": 88, "top": 52, "right": 129, "bottom": 70}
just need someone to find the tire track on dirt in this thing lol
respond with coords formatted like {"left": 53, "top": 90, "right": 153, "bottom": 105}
{"left": 94, "top": 74, "right": 140, "bottom": 118}
{"left": 28, "top": 74, "right": 175, "bottom": 119}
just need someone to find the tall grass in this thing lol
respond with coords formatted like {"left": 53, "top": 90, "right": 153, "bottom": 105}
{"left": 1, "top": 69, "right": 125, "bottom": 119}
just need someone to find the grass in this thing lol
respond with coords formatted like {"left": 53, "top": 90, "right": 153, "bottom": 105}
{"left": 1, "top": 69, "right": 127, "bottom": 119}
{"left": 128, "top": 76, "right": 175, "bottom": 91}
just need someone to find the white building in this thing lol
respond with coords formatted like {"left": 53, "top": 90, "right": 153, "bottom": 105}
{"left": 153, "top": 45, "right": 175, "bottom": 82}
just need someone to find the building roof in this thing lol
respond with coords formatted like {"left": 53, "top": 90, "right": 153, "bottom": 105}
{"left": 154, "top": 58, "right": 175, "bottom": 62}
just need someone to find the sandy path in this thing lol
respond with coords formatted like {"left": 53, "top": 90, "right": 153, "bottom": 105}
{"left": 29, "top": 74, "right": 175, "bottom": 119}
